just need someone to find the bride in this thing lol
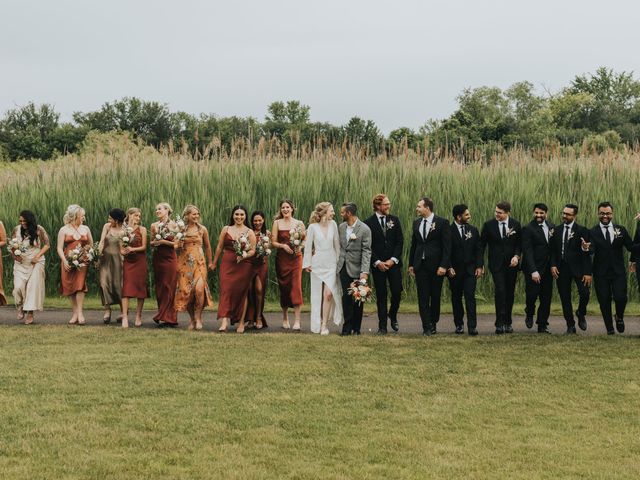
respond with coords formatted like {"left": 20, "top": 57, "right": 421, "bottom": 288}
{"left": 302, "top": 202, "right": 343, "bottom": 334}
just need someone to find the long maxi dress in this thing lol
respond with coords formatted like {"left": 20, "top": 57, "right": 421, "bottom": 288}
{"left": 217, "top": 230, "right": 253, "bottom": 324}
{"left": 174, "top": 232, "right": 213, "bottom": 311}
{"left": 302, "top": 221, "right": 343, "bottom": 332}
{"left": 122, "top": 226, "right": 149, "bottom": 299}
{"left": 12, "top": 226, "right": 49, "bottom": 312}
{"left": 275, "top": 229, "right": 303, "bottom": 308}
{"left": 99, "top": 233, "right": 123, "bottom": 307}
{"left": 152, "top": 236, "right": 178, "bottom": 325}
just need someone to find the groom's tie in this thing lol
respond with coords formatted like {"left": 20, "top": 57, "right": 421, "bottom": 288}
{"left": 380, "top": 216, "right": 386, "bottom": 233}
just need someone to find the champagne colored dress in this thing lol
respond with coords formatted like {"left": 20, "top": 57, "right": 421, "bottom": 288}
{"left": 12, "top": 226, "right": 49, "bottom": 311}
{"left": 99, "top": 233, "right": 123, "bottom": 306}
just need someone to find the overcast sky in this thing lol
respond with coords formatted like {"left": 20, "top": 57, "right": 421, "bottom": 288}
{"left": 1, "top": 0, "right": 639, "bottom": 133}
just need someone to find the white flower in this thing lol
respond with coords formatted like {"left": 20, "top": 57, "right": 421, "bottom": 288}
{"left": 464, "top": 231, "right": 473, "bottom": 240}
{"left": 549, "top": 228, "right": 554, "bottom": 238}
{"left": 386, "top": 220, "right": 395, "bottom": 229}
{"left": 506, "top": 227, "right": 515, "bottom": 237}
{"left": 567, "top": 232, "right": 575, "bottom": 240}
{"left": 122, "top": 236, "right": 130, "bottom": 243}
{"left": 293, "top": 239, "right": 300, "bottom": 246}
{"left": 289, "top": 229, "right": 295, "bottom": 235}
{"left": 614, "top": 228, "right": 622, "bottom": 238}
{"left": 430, "top": 223, "right": 436, "bottom": 232}
{"left": 349, "top": 233, "right": 357, "bottom": 241}
{"left": 240, "top": 237, "right": 247, "bottom": 244}
{"left": 175, "top": 232, "right": 184, "bottom": 240}
{"left": 242, "top": 251, "right": 248, "bottom": 258}
{"left": 14, "top": 250, "right": 22, "bottom": 256}
{"left": 155, "top": 234, "right": 162, "bottom": 240}
{"left": 265, "top": 249, "right": 272, "bottom": 255}
{"left": 72, "top": 260, "right": 80, "bottom": 266}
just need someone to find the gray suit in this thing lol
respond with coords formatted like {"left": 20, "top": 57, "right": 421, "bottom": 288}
{"left": 337, "top": 219, "right": 372, "bottom": 334}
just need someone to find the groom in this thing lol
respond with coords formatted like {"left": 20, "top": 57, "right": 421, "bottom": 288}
{"left": 338, "top": 202, "right": 372, "bottom": 335}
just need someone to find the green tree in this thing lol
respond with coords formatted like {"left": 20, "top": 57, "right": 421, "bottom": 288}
{"left": 0, "top": 102, "right": 60, "bottom": 160}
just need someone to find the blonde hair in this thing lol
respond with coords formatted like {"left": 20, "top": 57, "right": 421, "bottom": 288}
{"left": 63, "top": 204, "right": 85, "bottom": 225}
{"left": 125, "top": 207, "right": 141, "bottom": 226}
{"left": 155, "top": 202, "right": 173, "bottom": 215}
{"left": 182, "top": 204, "right": 202, "bottom": 230}
{"left": 309, "top": 202, "right": 332, "bottom": 224}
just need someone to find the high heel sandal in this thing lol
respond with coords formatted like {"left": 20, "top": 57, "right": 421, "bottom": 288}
{"left": 102, "top": 313, "right": 111, "bottom": 324}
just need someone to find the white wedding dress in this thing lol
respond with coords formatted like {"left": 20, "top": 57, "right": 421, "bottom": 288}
{"left": 302, "top": 221, "right": 343, "bottom": 333}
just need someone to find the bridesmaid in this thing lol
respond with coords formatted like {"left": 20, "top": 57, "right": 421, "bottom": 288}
{"left": 56, "top": 204, "right": 94, "bottom": 325}
{"left": 0, "top": 220, "right": 6, "bottom": 306}
{"left": 150, "top": 202, "right": 178, "bottom": 327}
{"left": 212, "top": 205, "right": 256, "bottom": 333}
{"left": 11, "top": 211, "right": 50, "bottom": 324}
{"left": 246, "top": 210, "right": 270, "bottom": 330}
{"left": 98, "top": 208, "right": 125, "bottom": 323}
{"left": 270, "top": 199, "right": 305, "bottom": 331}
{"left": 121, "top": 208, "right": 149, "bottom": 328}
{"left": 174, "top": 205, "right": 214, "bottom": 331}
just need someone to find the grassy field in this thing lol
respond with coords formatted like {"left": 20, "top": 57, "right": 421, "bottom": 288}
{"left": 0, "top": 327, "right": 638, "bottom": 479}
{"left": 3, "top": 132, "right": 640, "bottom": 305}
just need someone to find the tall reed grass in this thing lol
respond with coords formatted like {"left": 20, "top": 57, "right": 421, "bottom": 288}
{"left": 2, "top": 132, "right": 640, "bottom": 304}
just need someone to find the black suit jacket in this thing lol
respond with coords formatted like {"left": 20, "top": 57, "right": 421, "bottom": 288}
{"left": 449, "top": 222, "right": 483, "bottom": 276}
{"left": 589, "top": 223, "right": 636, "bottom": 276}
{"left": 632, "top": 223, "right": 640, "bottom": 263}
{"left": 480, "top": 218, "right": 522, "bottom": 273}
{"left": 364, "top": 214, "right": 404, "bottom": 267}
{"left": 521, "top": 220, "right": 555, "bottom": 276}
{"left": 550, "top": 222, "right": 592, "bottom": 277}
{"left": 409, "top": 215, "right": 451, "bottom": 272}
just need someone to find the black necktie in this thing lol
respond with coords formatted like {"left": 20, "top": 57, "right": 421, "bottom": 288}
{"left": 604, "top": 225, "right": 611, "bottom": 244}
{"left": 460, "top": 225, "right": 466, "bottom": 238}
{"left": 562, "top": 225, "right": 569, "bottom": 258}
{"left": 501, "top": 222, "right": 507, "bottom": 239}
{"left": 540, "top": 223, "right": 547, "bottom": 242}
{"left": 422, "top": 219, "right": 427, "bottom": 240}
{"left": 380, "top": 216, "right": 385, "bottom": 230}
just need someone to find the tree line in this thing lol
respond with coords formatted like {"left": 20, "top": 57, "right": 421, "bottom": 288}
{"left": 1, "top": 67, "right": 639, "bottom": 162}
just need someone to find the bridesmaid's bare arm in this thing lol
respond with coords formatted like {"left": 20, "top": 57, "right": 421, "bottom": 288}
{"left": 202, "top": 227, "right": 214, "bottom": 269}
{"left": 98, "top": 223, "right": 109, "bottom": 252}
{"left": 211, "top": 226, "right": 228, "bottom": 270}
{"left": 32, "top": 227, "right": 50, "bottom": 263}
{"left": 270, "top": 221, "right": 281, "bottom": 248}
{"left": 0, "top": 222, "right": 6, "bottom": 248}
{"left": 136, "top": 226, "right": 148, "bottom": 252}
{"left": 57, "top": 227, "right": 70, "bottom": 271}
{"left": 245, "top": 230, "right": 257, "bottom": 260}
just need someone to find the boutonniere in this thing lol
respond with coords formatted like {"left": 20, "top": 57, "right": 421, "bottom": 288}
{"left": 567, "top": 231, "right": 575, "bottom": 240}
{"left": 506, "top": 227, "right": 516, "bottom": 237}
{"left": 464, "top": 231, "right": 473, "bottom": 241}
{"left": 614, "top": 228, "right": 622, "bottom": 238}
{"left": 430, "top": 222, "right": 436, "bottom": 232}
{"left": 349, "top": 233, "right": 357, "bottom": 241}
{"left": 548, "top": 228, "right": 554, "bottom": 238}
{"left": 386, "top": 220, "right": 394, "bottom": 230}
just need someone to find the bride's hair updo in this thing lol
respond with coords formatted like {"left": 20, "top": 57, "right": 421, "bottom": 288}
{"left": 309, "top": 202, "right": 332, "bottom": 224}
{"left": 63, "top": 204, "right": 85, "bottom": 225}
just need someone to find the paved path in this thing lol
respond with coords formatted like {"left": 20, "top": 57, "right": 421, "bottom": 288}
{"left": 1, "top": 306, "right": 638, "bottom": 336}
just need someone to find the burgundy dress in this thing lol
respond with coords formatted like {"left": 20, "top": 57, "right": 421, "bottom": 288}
{"left": 60, "top": 234, "right": 90, "bottom": 296}
{"left": 122, "top": 227, "right": 149, "bottom": 299}
{"left": 246, "top": 245, "right": 269, "bottom": 327}
{"left": 217, "top": 231, "right": 253, "bottom": 323}
{"left": 152, "top": 239, "right": 178, "bottom": 325}
{"left": 275, "top": 230, "right": 303, "bottom": 308}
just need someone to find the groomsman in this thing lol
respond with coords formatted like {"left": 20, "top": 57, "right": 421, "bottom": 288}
{"left": 408, "top": 197, "right": 451, "bottom": 335}
{"left": 631, "top": 215, "right": 640, "bottom": 297}
{"left": 480, "top": 201, "right": 522, "bottom": 334}
{"left": 588, "top": 202, "right": 637, "bottom": 334}
{"left": 550, "top": 204, "right": 591, "bottom": 334}
{"left": 521, "top": 203, "right": 555, "bottom": 333}
{"left": 364, "top": 194, "right": 404, "bottom": 335}
{"left": 447, "top": 204, "right": 483, "bottom": 336}
{"left": 337, "top": 202, "right": 372, "bottom": 336}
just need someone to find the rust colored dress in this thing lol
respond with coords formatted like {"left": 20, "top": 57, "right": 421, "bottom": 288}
{"left": 60, "top": 234, "right": 90, "bottom": 296}
{"left": 275, "top": 230, "right": 303, "bottom": 308}
{"left": 174, "top": 232, "right": 213, "bottom": 311}
{"left": 122, "top": 227, "right": 149, "bottom": 299}
{"left": 0, "top": 221, "right": 6, "bottom": 305}
{"left": 246, "top": 232, "right": 269, "bottom": 327}
{"left": 217, "top": 231, "right": 253, "bottom": 323}
{"left": 152, "top": 238, "right": 178, "bottom": 325}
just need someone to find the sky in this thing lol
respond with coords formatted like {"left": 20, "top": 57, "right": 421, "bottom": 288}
{"left": 1, "top": 0, "right": 639, "bottom": 133}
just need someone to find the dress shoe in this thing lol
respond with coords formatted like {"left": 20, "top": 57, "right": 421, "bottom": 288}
{"left": 537, "top": 327, "right": 551, "bottom": 334}
{"left": 565, "top": 326, "right": 577, "bottom": 335}
{"left": 495, "top": 326, "right": 505, "bottom": 335}
{"left": 525, "top": 316, "right": 534, "bottom": 329}
{"left": 430, "top": 325, "right": 437, "bottom": 335}
{"left": 376, "top": 329, "right": 387, "bottom": 335}
{"left": 615, "top": 315, "right": 625, "bottom": 333}
{"left": 576, "top": 311, "right": 587, "bottom": 331}
{"left": 455, "top": 325, "right": 464, "bottom": 335}
{"left": 390, "top": 319, "right": 399, "bottom": 332}
{"left": 468, "top": 328, "right": 478, "bottom": 336}
{"left": 607, "top": 329, "right": 615, "bottom": 335}
{"left": 504, "top": 325, "right": 514, "bottom": 334}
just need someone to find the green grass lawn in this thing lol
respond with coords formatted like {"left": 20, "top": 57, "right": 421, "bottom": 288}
{"left": 1, "top": 328, "right": 639, "bottom": 479}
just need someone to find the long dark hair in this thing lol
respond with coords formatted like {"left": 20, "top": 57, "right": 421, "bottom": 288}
{"left": 20, "top": 210, "right": 38, "bottom": 246}
{"left": 250, "top": 210, "right": 268, "bottom": 235}
{"left": 227, "top": 205, "right": 250, "bottom": 228}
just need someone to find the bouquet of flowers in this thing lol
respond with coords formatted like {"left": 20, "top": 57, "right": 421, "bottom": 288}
{"left": 174, "top": 216, "right": 186, "bottom": 241}
{"left": 155, "top": 216, "right": 186, "bottom": 243}
{"left": 289, "top": 225, "right": 305, "bottom": 253}
{"left": 66, "top": 243, "right": 99, "bottom": 270}
{"left": 347, "top": 279, "right": 372, "bottom": 306}
{"left": 87, "top": 242, "right": 101, "bottom": 268}
{"left": 255, "top": 232, "right": 272, "bottom": 259}
{"left": 7, "top": 238, "right": 28, "bottom": 257}
{"left": 121, "top": 225, "right": 135, "bottom": 248}
{"left": 233, "top": 232, "right": 251, "bottom": 259}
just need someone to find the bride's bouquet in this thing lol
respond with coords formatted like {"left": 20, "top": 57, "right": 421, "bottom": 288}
{"left": 347, "top": 279, "right": 372, "bottom": 306}
{"left": 289, "top": 225, "right": 305, "bottom": 253}
{"left": 255, "top": 231, "right": 272, "bottom": 259}
{"left": 233, "top": 232, "right": 251, "bottom": 260}
{"left": 7, "top": 238, "right": 28, "bottom": 257}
